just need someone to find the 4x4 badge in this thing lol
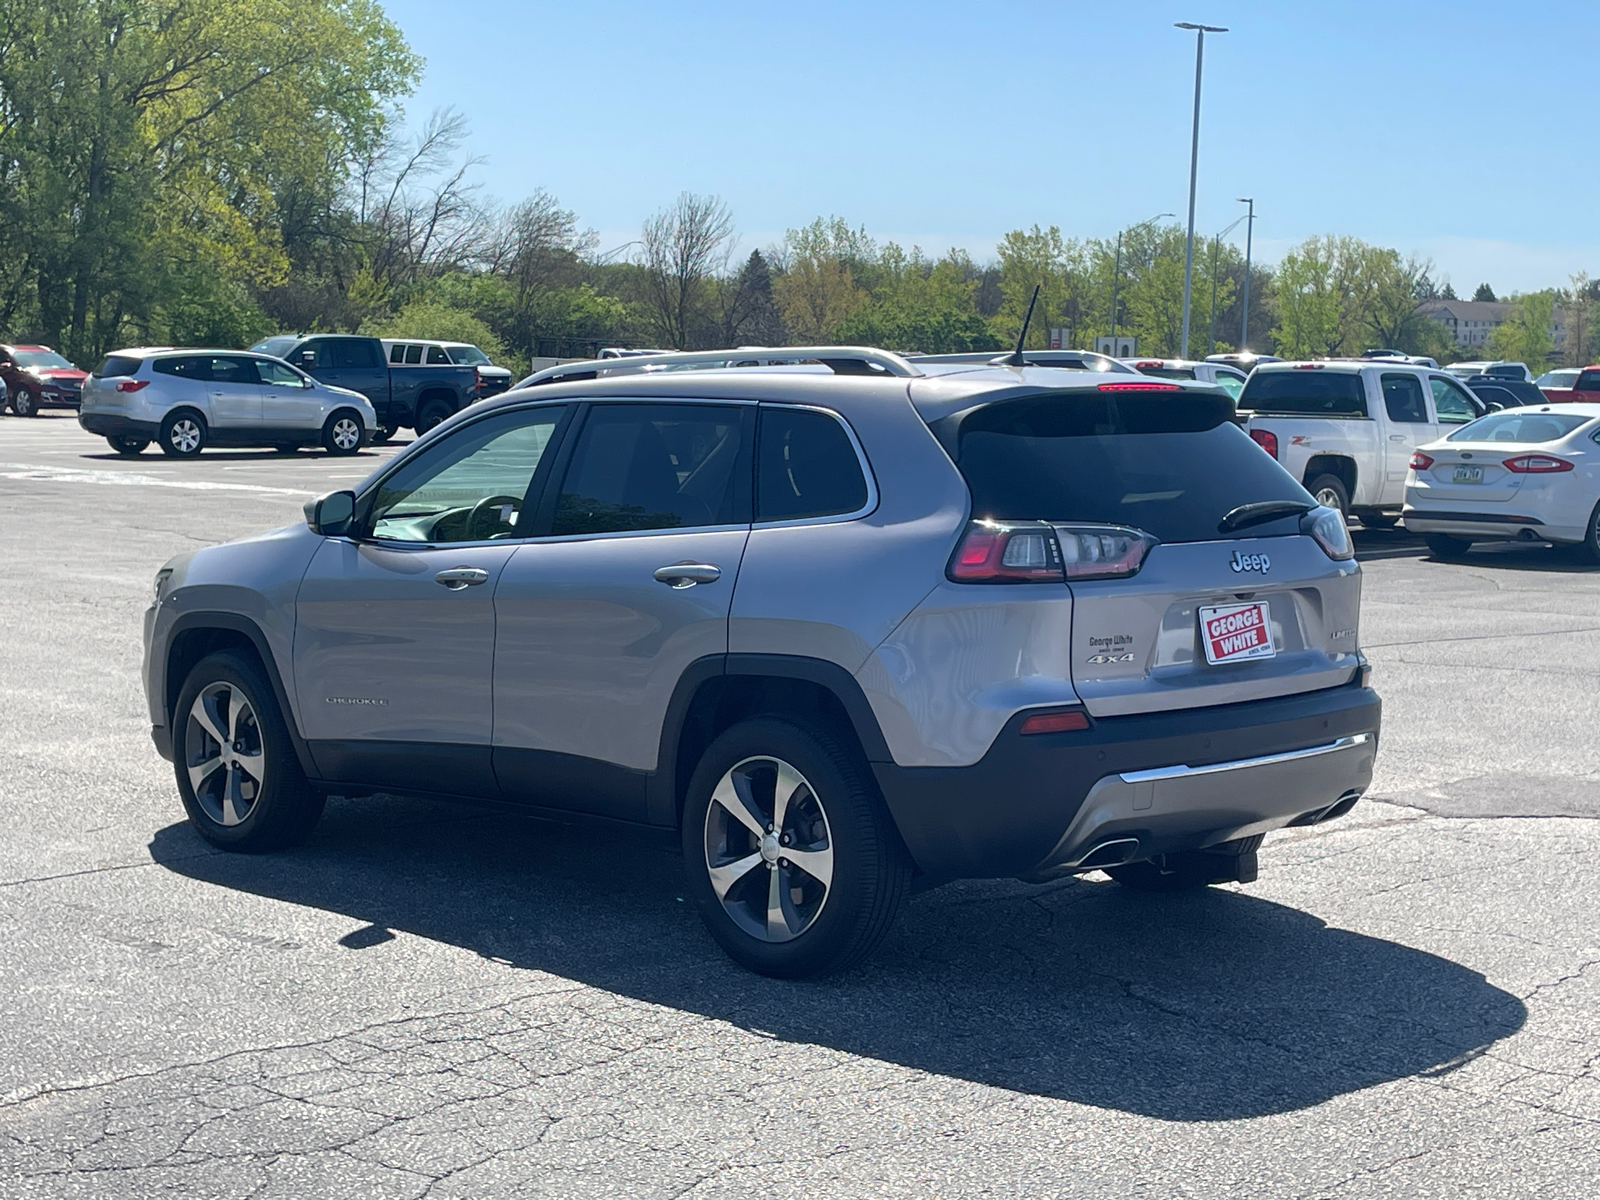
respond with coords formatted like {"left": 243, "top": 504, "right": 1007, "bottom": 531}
{"left": 1230, "top": 550, "right": 1271, "bottom": 573}
{"left": 1087, "top": 651, "right": 1136, "bottom": 664}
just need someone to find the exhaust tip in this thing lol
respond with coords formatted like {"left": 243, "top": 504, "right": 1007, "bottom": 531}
{"left": 1075, "top": 838, "right": 1142, "bottom": 870}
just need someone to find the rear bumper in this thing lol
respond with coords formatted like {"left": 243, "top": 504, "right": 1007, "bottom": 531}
{"left": 1402, "top": 507, "right": 1581, "bottom": 543}
{"left": 79, "top": 412, "right": 159, "bottom": 438}
{"left": 875, "top": 681, "right": 1381, "bottom": 881}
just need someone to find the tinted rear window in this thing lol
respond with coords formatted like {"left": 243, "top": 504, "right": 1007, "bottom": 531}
{"left": 1240, "top": 370, "right": 1368, "bottom": 416}
{"left": 1135, "top": 366, "right": 1197, "bottom": 380}
{"left": 1447, "top": 412, "right": 1592, "bottom": 443}
{"left": 95, "top": 356, "right": 140, "bottom": 378}
{"left": 941, "top": 393, "right": 1313, "bottom": 544}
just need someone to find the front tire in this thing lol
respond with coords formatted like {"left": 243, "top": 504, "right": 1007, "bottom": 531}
{"left": 159, "top": 409, "right": 206, "bottom": 457}
{"left": 12, "top": 387, "right": 39, "bottom": 417}
{"left": 370, "top": 423, "right": 395, "bottom": 445}
{"left": 682, "top": 717, "right": 910, "bottom": 978}
{"left": 173, "top": 651, "right": 325, "bottom": 852}
{"left": 1424, "top": 532, "right": 1472, "bottom": 560}
{"left": 1358, "top": 511, "right": 1398, "bottom": 530}
{"left": 107, "top": 434, "right": 149, "bottom": 456}
{"left": 1306, "top": 473, "right": 1350, "bottom": 520}
{"left": 321, "top": 409, "right": 364, "bottom": 455}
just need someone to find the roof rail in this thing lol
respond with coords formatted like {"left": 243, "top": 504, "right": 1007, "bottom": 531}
{"left": 515, "top": 346, "right": 922, "bottom": 389}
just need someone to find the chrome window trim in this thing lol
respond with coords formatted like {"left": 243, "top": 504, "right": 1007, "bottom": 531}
{"left": 751, "top": 401, "right": 880, "bottom": 529}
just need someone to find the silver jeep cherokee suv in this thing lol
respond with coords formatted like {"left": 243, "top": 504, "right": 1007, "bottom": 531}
{"left": 143, "top": 347, "right": 1380, "bottom": 977}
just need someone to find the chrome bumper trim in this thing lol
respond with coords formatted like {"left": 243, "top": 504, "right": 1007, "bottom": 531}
{"left": 1118, "top": 733, "right": 1372, "bottom": 785}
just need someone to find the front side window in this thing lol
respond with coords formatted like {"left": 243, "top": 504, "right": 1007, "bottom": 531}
{"left": 1212, "top": 371, "right": 1246, "bottom": 400}
{"left": 367, "top": 407, "right": 564, "bottom": 543}
{"left": 553, "top": 404, "right": 747, "bottom": 536}
{"left": 426, "top": 345, "right": 451, "bottom": 364}
{"left": 756, "top": 407, "right": 869, "bottom": 521}
{"left": 1381, "top": 373, "right": 1429, "bottom": 423}
{"left": 257, "top": 359, "right": 309, "bottom": 387}
{"left": 1430, "top": 377, "right": 1478, "bottom": 423}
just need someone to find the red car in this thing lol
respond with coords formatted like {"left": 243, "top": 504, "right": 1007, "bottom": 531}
{"left": 0, "top": 344, "right": 88, "bottom": 416}
{"left": 1538, "top": 365, "right": 1600, "bottom": 405}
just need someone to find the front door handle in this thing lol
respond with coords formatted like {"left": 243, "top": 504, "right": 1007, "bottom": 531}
{"left": 435, "top": 567, "right": 489, "bottom": 589}
{"left": 1389, "top": 434, "right": 1409, "bottom": 441}
{"left": 653, "top": 562, "right": 721, "bottom": 588}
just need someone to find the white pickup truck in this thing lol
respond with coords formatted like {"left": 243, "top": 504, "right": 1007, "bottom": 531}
{"left": 1237, "top": 360, "right": 1487, "bottom": 527}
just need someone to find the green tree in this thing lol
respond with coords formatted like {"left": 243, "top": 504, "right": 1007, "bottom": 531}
{"left": 1485, "top": 290, "right": 1556, "bottom": 370}
{"left": 1472, "top": 283, "right": 1497, "bottom": 302}
{"left": 837, "top": 248, "right": 996, "bottom": 353}
{"left": 361, "top": 298, "right": 506, "bottom": 362}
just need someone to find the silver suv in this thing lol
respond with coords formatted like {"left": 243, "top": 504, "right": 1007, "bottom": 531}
{"left": 143, "top": 347, "right": 1380, "bottom": 977}
{"left": 80, "top": 348, "right": 377, "bottom": 458}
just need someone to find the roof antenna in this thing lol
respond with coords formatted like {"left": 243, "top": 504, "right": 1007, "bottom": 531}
{"left": 1001, "top": 284, "right": 1041, "bottom": 367}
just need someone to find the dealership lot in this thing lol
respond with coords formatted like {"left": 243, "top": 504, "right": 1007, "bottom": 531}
{"left": 3, "top": 412, "right": 1599, "bottom": 1197}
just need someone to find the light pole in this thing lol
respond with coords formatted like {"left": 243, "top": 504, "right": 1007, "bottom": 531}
{"left": 1110, "top": 211, "right": 1175, "bottom": 353}
{"left": 1207, "top": 214, "right": 1247, "bottom": 357}
{"left": 1237, "top": 197, "right": 1255, "bottom": 351}
{"left": 1176, "top": 21, "right": 1227, "bottom": 359}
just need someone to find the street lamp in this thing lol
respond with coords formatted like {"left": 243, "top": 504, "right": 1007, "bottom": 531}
{"left": 1110, "top": 211, "right": 1175, "bottom": 353}
{"left": 1237, "top": 198, "right": 1256, "bottom": 351}
{"left": 1207, "top": 214, "right": 1247, "bottom": 358}
{"left": 1176, "top": 21, "right": 1227, "bottom": 359}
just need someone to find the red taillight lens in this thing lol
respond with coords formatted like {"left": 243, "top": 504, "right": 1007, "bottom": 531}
{"left": 114, "top": 379, "right": 149, "bottom": 392}
{"left": 1292, "top": 363, "right": 1325, "bottom": 370}
{"left": 1503, "top": 454, "right": 1574, "bottom": 473}
{"left": 1020, "top": 710, "right": 1090, "bottom": 735}
{"left": 1250, "top": 429, "right": 1279, "bottom": 459}
{"left": 949, "top": 521, "right": 1064, "bottom": 582}
{"left": 1097, "top": 381, "right": 1181, "bottom": 391}
{"left": 1409, "top": 451, "right": 1434, "bottom": 471}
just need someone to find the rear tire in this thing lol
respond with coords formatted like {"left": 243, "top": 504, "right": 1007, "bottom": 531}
{"left": 1580, "top": 500, "right": 1600, "bottom": 565}
{"left": 682, "top": 717, "right": 910, "bottom": 978}
{"left": 12, "top": 387, "right": 39, "bottom": 417}
{"left": 321, "top": 409, "right": 364, "bottom": 455}
{"left": 158, "top": 409, "right": 206, "bottom": 457}
{"left": 415, "top": 399, "right": 452, "bottom": 435}
{"left": 1306, "top": 473, "right": 1350, "bottom": 519}
{"left": 1358, "top": 511, "right": 1398, "bottom": 530}
{"left": 370, "top": 424, "right": 395, "bottom": 445}
{"left": 1424, "top": 532, "right": 1473, "bottom": 560}
{"left": 107, "top": 435, "right": 149, "bottom": 456}
{"left": 272, "top": 443, "right": 299, "bottom": 455}
{"left": 173, "top": 651, "right": 325, "bottom": 852}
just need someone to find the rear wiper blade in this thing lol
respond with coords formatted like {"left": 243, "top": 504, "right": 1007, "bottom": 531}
{"left": 1218, "top": 500, "right": 1314, "bottom": 533}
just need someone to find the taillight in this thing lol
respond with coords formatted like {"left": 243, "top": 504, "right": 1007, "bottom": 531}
{"left": 949, "top": 521, "right": 1063, "bottom": 582}
{"left": 1097, "top": 381, "right": 1181, "bottom": 391}
{"left": 1409, "top": 451, "right": 1434, "bottom": 471}
{"left": 1304, "top": 506, "right": 1354, "bottom": 561}
{"left": 1020, "top": 710, "right": 1090, "bottom": 735}
{"left": 1250, "top": 429, "right": 1278, "bottom": 459}
{"left": 1292, "top": 363, "right": 1325, "bottom": 370}
{"left": 115, "top": 379, "right": 149, "bottom": 392}
{"left": 1054, "top": 525, "right": 1158, "bottom": 580}
{"left": 1503, "top": 454, "right": 1573, "bottom": 473}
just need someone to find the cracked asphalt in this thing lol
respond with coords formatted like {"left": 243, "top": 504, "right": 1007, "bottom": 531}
{"left": 3, "top": 411, "right": 1599, "bottom": 1197}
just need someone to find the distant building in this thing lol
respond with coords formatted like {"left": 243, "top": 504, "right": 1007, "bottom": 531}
{"left": 1421, "top": 299, "right": 1567, "bottom": 351}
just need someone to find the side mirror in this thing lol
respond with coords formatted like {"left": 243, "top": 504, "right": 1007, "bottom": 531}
{"left": 304, "top": 489, "right": 355, "bottom": 536}
{"left": 299, "top": 350, "right": 317, "bottom": 369}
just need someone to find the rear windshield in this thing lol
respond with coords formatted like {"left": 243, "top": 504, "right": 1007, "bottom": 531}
{"left": 1135, "top": 365, "right": 1197, "bottom": 380}
{"left": 1240, "top": 370, "right": 1368, "bottom": 416}
{"left": 1447, "top": 412, "right": 1593, "bottom": 443}
{"left": 939, "top": 392, "right": 1313, "bottom": 544}
{"left": 95, "top": 355, "right": 140, "bottom": 378}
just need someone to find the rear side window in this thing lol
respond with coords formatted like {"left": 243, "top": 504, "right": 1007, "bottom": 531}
{"left": 1382, "top": 373, "right": 1428, "bottom": 423}
{"left": 95, "top": 356, "right": 140, "bottom": 378}
{"left": 1239, "top": 370, "right": 1367, "bottom": 416}
{"left": 336, "top": 340, "right": 383, "bottom": 369}
{"left": 940, "top": 392, "right": 1313, "bottom": 544}
{"left": 756, "top": 407, "right": 869, "bottom": 521}
{"left": 152, "top": 356, "right": 209, "bottom": 379}
{"left": 389, "top": 344, "right": 406, "bottom": 364}
{"left": 404, "top": 345, "right": 423, "bottom": 364}
{"left": 553, "top": 404, "right": 747, "bottom": 535}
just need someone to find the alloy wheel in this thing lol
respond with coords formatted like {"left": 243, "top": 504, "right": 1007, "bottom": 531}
{"left": 331, "top": 417, "right": 361, "bottom": 451}
{"left": 184, "top": 682, "right": 266, "bottom": 827}
{"left": 703, "top": 755, "right": 834, "bottom": 943}
{"left": 169, "top": 418, "right": 201, "bottom": 454}
{"left": 1314, "top": 485, "right": 1343, "bottom": 511}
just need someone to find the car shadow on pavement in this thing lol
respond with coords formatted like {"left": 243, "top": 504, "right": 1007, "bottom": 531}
{"left": 1354, "top": 526, "right": 1599, "bottom": 571}
{"left": 149, "top": 796, "right": 1526, "bottom": 1123}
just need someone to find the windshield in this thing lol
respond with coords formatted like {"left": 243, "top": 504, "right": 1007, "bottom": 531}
{"left": 1239, "top": 370, "right": 1367, "bottom": 416}
{"left": 445, "top": 345, "right": 491, "bottom": 366}
{"left": 251, "top": 337, "right": 298, "bottom": 358}
{"left": 1447, "top": 411, "right": 1594, "bottom": 443}
{"left": 15, "top": 349, "right": 73, "bottom": 370}
{"left": 939, "top": 392, "right": 1313, "bottom": 543}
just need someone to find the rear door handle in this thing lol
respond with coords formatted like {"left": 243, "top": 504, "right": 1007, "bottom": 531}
{"left": 435, "top": 567, "right": 489, "bottom": 589}
{"left": 653, "top": 562, "right": 721, "bottom": 588}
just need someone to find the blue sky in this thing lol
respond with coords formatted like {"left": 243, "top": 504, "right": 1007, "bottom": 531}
{"left": 383, "top": 0, "right": 1591, "bottom": 293}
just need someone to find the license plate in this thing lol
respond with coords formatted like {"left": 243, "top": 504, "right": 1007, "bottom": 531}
{"left": 1199, "top": 602, "right": 1276, "bottom": 665}
{"left": 1452, "top": 465, "right": 1484, "bottom": 483}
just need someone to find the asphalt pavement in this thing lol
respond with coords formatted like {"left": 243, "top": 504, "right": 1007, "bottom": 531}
{"left": 2, "top": 411, "right": 1598, "bottom": 1198}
